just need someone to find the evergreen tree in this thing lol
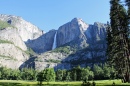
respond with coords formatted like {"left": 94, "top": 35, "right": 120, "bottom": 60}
{"left": 42, "top": 68, "right": 55, "bottom": 82}
{"left": 66, "top": 72, "right": 71, "bottom": 81}
{"left": 93, "top": 64, "right": 104, "bottom": 80}
{"left": 108, "top": 0, "right": 130, "bottom": 82}
{"left": 56, "top": 69, "right": 63, "bottom": 81}
{"left": 106, "top": 21, "right": 112, "bottom": 59}
{"left": 37, "top": 71, "right": 45, "bottom": 86}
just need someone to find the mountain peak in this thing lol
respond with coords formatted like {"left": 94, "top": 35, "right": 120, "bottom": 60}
{"left": 71, "top": 17, "right": 89, "bottom": 30}
{"left": 0, "top": 14, "right": 43, "bottom": 41}
{"left": 94, "top": 22, "right": 107, "bottom": 28}
{"left": 0, "top": 14, "right": 22, "bottom": 20}
{"left": 71, "top": 17, "right": 83, "bottom": 22}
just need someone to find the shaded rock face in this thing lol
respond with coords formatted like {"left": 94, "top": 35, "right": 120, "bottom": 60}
{"left": 0, "top": 14, "right": 43, "bottom": 41}
{"left": 26, "top": 30, "right": 57, "bottom": 53}
{"left": 85, "top": 22, "right": 106, "bottom": 42}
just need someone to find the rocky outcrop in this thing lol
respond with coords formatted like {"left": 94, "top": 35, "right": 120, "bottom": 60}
{"left": 27, "top": 18, "right": 91, "bottom": 53}
{"left": 29, "top": 18, "right": 107, "bottom": 70}
{"left": 34, "top": 51, "right": 68, "bottom": 70}
{"left": 0, "top": 14, "right": 43, "bottom": 41}
{"left": 27, "top": 18, "right": 106, "bottom": 54}
{"left": 0, "top": 14, "right": 107, "bottom": 70}
{"left": 57, "top": 18, "right": 88, "bottom": 48}
{"left": 0, "top": 27, "right": 27, "bottom": 50}
{"left": 0, "top": 43, "right": 28, "bottom": 61}
{"left": 0, "top": 26, "right": 29, "bottom": 69}
{"left": 29, "top": 42, "right": 106, "bottom": 70}
{"left": 26, "top": 30, "right": 57, "bottom": 53}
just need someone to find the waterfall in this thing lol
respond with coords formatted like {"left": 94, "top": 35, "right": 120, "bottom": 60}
{"left": 52, "top": 31, "right": 57, "bottom": 49}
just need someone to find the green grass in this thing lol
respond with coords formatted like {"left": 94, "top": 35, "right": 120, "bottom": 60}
{"left": 0, "top": 39, "right": 13, "bottom": 44}
{"left": 0, "top": 20, "right": 13, "bottom": 30}
{"left": 0, "top": 80, "right": 130, "bottom": 86}
{"left": 52, "top": 46, "right": 71, "bottom": 54}
{"left": 45, "top": 59, "right": 61, "bottom": 63}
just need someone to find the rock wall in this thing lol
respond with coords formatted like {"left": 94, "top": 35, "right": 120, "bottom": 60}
{"left": 26, "top": 30, "right": 57, "bottom": 53}
{"left": 0, "top": 27, "right": 29, "bottom": 69}
{"left": 0, "top": 14, "right": 43, "bottom": 41}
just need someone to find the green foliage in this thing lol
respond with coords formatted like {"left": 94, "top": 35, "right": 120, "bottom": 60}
{"left": 0, "top": 39, "right": 13, "bottom": 44}
{"left": 0, "top": 79, "right": 130, "bottom": 86}
{"left": 56, "top": 69, "right": 63, "bottom": 81}
{"left": 66, "top": 72, "right": 71, "bottom": 81}
{"left": 16, "top": 46, "right": 35, "bottom": 56}
{"left": 0, "top": 67, "right": 20, "bottom": 80}
{"left": 37, "top": 68, "right": 55, "bottom": 82}
{"left": 93, "top": 64, "right": 104, "bottom": 80}
{"left": 52, "top": 46, "right": 71, "bottom": 54}
{"left": 0, "top": 64, "right": 118, "bottom": 82}
{"left": 46, "top": 59, "right": 61, "bottom": 63}
{"left": 24, "top": 47, "right": 36, "bottom": 56}
{"left": 44, "top": 68, "right": 56, "bottom": 82}
{"left": 21, "top": 68, "right": 37, "bottom": 80}
{"left": 108, "top": 0, "right": 130, "bottom": 83}
{"left": 0, "top": 20, "right": 13, "bottom": 30}
{"left": 80, "top": 68, "right": 94, "bottom": 81}
{"left": 92, "top": 64, "right": 117, "bottom": 80}
{"left": 0, "top": 55, "right": 17, "bottom": 61}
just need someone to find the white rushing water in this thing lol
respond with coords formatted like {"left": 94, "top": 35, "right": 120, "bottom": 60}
{"left": 52, "top": 31, "right": 57, "bottom": 49}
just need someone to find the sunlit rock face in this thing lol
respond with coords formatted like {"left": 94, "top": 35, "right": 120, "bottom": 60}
{"left": 25, "top": 18, "right": 107, "bottom": 70}
{"left": 0, "top": 14, "right": 43, "bottom": 41}
{"left": 0, "top": 14, "right": 107, "bottom": 70}
{"left": 0, "top": 27, "right": 27, "bottom": 50}
{"left": 0, "top": 27, "right": 29, "bottom": 69}
{"left": 57, "top": 18, "right": 88, "bottom": 47}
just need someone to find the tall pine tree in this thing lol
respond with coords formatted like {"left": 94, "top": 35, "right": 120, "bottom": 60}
{"left": 108, "top": 0, "right": 130, "bottom": 83}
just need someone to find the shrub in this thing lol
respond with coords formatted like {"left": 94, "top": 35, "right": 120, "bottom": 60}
{"left": 0, "top": 20, "right": 13, "bottom": 30}
{"left": 46, "top": 59, "right": 61, "bottom": 63}
{"left": 52, "top": 46, "right": 71, "bottom": 54}
{"left": 0, "top": 39, "right": 13, "bottom": 44}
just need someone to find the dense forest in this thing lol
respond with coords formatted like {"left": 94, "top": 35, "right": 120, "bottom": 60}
{"left": 0, "top": 64, "right": 116, "bottom": 82}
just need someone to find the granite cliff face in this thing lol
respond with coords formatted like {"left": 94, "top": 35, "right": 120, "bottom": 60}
{"left": 0, "top": 27, "right": 29, "bottom": 69}
{"left": 24, "top": 18, "right": 107, "bottom": 70}
{"left": 0, "top": 14, "right": 43, "bottom": 69}
{"left": 26, "top": 18, "right": 90, "bottom": 53}
{"left": 27, "top": 18, "right": 106, "bottom": 53}
{"left": 0, "top": 14, "right": 43, "bottom": 41}
{"left": 57, "top": 18, "right": 88, "bottom": 47}
{"left": 0, "top": 14, "right": 107, "bottom": 70}
{"left": 26, "top": 30, "right": 57, "bottom": 53}
{"left": 0, "top": 27, "right": 27, "bottom": 50}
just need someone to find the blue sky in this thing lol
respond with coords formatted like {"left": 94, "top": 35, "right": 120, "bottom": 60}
{"left": 0, "top": 0, "right": 110, "bottom": 32}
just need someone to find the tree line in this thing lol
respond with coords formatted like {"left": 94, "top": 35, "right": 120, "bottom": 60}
{"left": 0, "top": 64, "right": 118, "bottom": 82}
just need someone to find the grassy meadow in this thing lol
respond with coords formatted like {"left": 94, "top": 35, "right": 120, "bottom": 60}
{"left": 0, "top": 80, "right": 130, "bottom": 86}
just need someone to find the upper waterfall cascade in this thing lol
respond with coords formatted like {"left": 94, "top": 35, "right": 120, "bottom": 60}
{"left": 52, "top": 31, "right": 57, "bottom": 49}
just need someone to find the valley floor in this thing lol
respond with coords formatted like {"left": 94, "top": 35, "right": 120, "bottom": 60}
{"left": 0, "top": 80, "right": 130, "bottom": 86}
